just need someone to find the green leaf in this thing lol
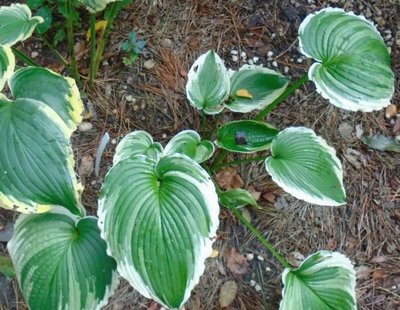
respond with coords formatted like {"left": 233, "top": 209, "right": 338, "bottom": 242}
{"left": 0, "top": 255, "right": 15, "bottom": 278}
{"left": 265, "top": 127, "right": 346, "bottom": 206}
{"left": 362, "top": 135, "right": 400, "bottom": 153}
{"left": 104, "top": 0, "right": 134, "bottom": 19}
{"left": 164, "top": 130, "right": 215, "bottom": 163}
{"left": 53, "top": 28, "right": 65, "bottom": 46}
{"left": 27, "top": 0, "right": 46, "bottom": 10}
{"left": 0, "top": 4, "right": 44, "bottom": 46}
{"left": 0, "top": 45, "right": 15, "bottom": 91}
{"left": 79, "top": 0, "right": 122, "bottom": 13}
{"left": 219, "top": 188, "right": 260, "bottom": 209}
{"left": 186, "top": 50, "right": 230, "bottom": 115}
{"left": 226, "top": 65, "right": 290, "bottom": 113}
{"left": 0, "top": 94, "right": 83, "bottom": 215}
{"left": 113, "top": 130, "right": 163, "bottom": 165}
{"left": 8, "top": 209, "right": 118, "bottom": 310}
{"left": 280, "top": 251, "right": 356, "bottom": 310}
{"left": 99, "top": 151, "right": 219, "bottom": 309}
{"left": 35, "top": 6, "right": 52, "bottom": 34}
{"left": 299, "top": 8, "right": 394, "bottom": 112}
{"left": 216, "top": 120, "right": 279, "bottom": 153}
{"left": 9, "top": 67, "right": 84, "bottom": 133}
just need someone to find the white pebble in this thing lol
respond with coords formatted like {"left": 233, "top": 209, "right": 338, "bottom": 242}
{"left": 257, "top": 255, "right": 264, "bottom": 261}
{"left": 272, "top": 61, "right": 278, "bottom": 67}
{"left": 126, "top": 94, "right": 133, "bottom": 102}
{"left": 296, "top": 58, "right": 303, "bottom": 63}
{"left": 111, "top": 138, "right": 117, "bottom": 145}
{"left": 231, "top": 50, "right": 238, "bottom": 55}
{"left": 112, "top": 109, "right": 118, "bottom": 114}
{"left": 232, "top": 55, "right": 239, "bottom": 62}
{"left": 162, "top": 133, "right": 167, "bottom": 138}
{"left": 271, "top": 33, "right": 276, "bottom": 39}
{"left": 78, "top": 122, "right": 93, "bottom": 132}
{"left": 267, "top": 51, "right": 274, "bottom": 57}
{"left": 246, "top": 253, "right": 254, "bottom": 261}
{"left": 250, "top": 280, "right": 256, "bottom": 287}
{"left": 284, "top": 66, "right": 289, "bottom": 74}
{"left": 31, "top": 51, "right": 39, "bottom": 58}
{"left": 240, "top": 51, "right": 247, "bottom": 58}
{"left": 143, "top": 59, "right": 156, "bottom": 69}
{"left": 255, "top": 284, "right": 262, "bottom": 292}
{"left": 265, "top": 266, "right": 271, "bottom": 272}
{"left": 391, "top": 285, "right": 397, "bottom": 290}
{"left": 252, "top": 56, "right": 259, "bottom": 63}
{"left": 247, "top": 59, "right": 254, "bottom": 65}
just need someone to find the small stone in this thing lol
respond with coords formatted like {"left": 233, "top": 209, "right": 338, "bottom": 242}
{"left": 254, "top": 284, "right": 262, "bottom": 292}
{"left": 267, "top": 51, "right": 274, "bottom": 57}
{"left": 231, "top": 50, "right": 238, "bottom": 55}
{"left": 162, "top": 133, "right": 167, "bottom": 138}
{"left": 265, "top": 267, "right": 271, "bottom": 272}
{"left": 252, "top": 56, "right": 259, "bottom": 63}
{"left": 111, "top": 138, "right": 117, "bottom": 145}
{"left": 257, "top": 255, "right": 264, "bottom": 261}
{"left": 284, "top": 66, "right": 289, "bottom": 74}
{"left": 143, "top": 59, "right": 156, "bottom": 69}
{"left": 78, "top": 122, "right": 93, "bottom": 132}
{"left": 240, "top": 51, "right": 246, "bottom": 58}
{"left": 250, "top": 280, "right": 256, "bottom": 287}
{"left": 296, "top": 58, "right": 303, "bottom": 63}
{"left": 126, "top": 94, "right": 133, "bottom": 102}
{"left": 91, "top": 180, "right": 97, "bottom": 186}
{"left": 102, "top": 60, "right": 109, "bottom": 66}
{"left": 133, "top": 105, "right": 139, "bottom": 111}
{"left": 232, "top": 55, "right": 239, "bottom": 62}
{"left": 272, "top": 61, "right": 278, "bottom": 67}
{"left": 31, "top": 51, "right": 39, "bottom": 58}
{"left": 140, "top": 103, "right": 146, "bottom": 109}
{"left": 105, "top": 84, "right": 112, "bottom": 96}
{"left": 391, "top": 285, "right": 397, "bottom": 290}
{"left": 246, "top": 253, "right": 254, "bottom": 261}
{"left": 396, "top": 39, "right": 400, "bottom": 46}
{"left": 161, "top": 38, "right": 173, "bottom": 48}
{"left": 112, "top": 109, "right": 118, "bottom": 114}
{"left": 271, "top": 33, "right": 276, "bottom": 39}
{"left": 247, "top": 59, "right": 254, "bottom": 65}
{"left": 126, "top": 76, "right": 133, "bottom": 84}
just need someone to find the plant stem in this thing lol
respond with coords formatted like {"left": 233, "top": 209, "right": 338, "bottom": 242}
{"left": 89, "top": 13, "right": 97, "bottom": 87}
{"left": 211, "top": 155, "right": 268, "bottom": 172}
{"left": 37, "top": 32, "right": 69, "bottom": 68}
{"left": 66, "top": 0, "right": 80, "bottom": 82}
{"left": 255, "top": 73, "right": 309, "bottom": 121}
{"left": 11, "top": 47, "right": 40, "bottom": 66}
{"left": 210, "top": 149, "right": 229, "bottom": 171}
{"left": 93, "top": 2, "right": 118, "bottom": 80}
{"left": 229, "top": 206, "right": 291, "bottom": 269}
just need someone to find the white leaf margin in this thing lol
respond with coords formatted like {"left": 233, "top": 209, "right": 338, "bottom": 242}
{"left": 98, "top": 153, "right": 220, "bottom": 309}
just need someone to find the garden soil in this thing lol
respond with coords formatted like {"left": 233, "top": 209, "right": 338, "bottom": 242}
{"left": 0, "top": 0, "right": 399, "bottom": 309}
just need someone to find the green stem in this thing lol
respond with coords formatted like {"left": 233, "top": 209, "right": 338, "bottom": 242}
{"left": 66, "top": 0, "right": 80, "bottom": 82}
{"left": 211, "top": 155, "right": 268, "bottom": 172}
{"left": 11, "top": 47, "right": 40, "bottom": 67}
{"left": 229, "top": 206, "right": 291, "bottom": 269}
{"left": 93, "top": 2, "right": 118, "bottom": 79}
{"left": 37, "top": 32, "right": 69, "bottom": 68}
{"left": 89, "top": 13, "right": 97, "bottom": 87}
{"left": 255, "top": 73, "right": 309, "bottom": 121}
{"left": 210, "top": 149, "right": 229, "bottom": 171}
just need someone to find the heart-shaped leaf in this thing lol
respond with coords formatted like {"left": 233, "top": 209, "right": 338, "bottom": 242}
{"left": 216, "top": 120, "right": 279, "bottom": 153}
{"left": 163, "top": 130, "right": 215, "bottom": 163}
{"left": 9, "top": 67, "right": 83, "bottom": 133}
{"left": 219, "top": 188, "right": 260, "bottom": 209}
{"left": 8, "top": 209, "right": 118, "bottom": 310}
{"left": 0, "top": 95, "right": 83, "bottom": 215}
{"left": 299, "top": 8, "right": 394, "bottom": 112}
{"left": 80, "top": 0, "right": 122, "bottom": 13}
{"left": 186, "top": 50, "right": 230, "bottom": 115}
{"left": 265, "top": 127, "right": 345, "bottom": 206}
{"left": 99, "top": 148, "right": 219, "bottom": 309}
{"left": 226, "top": 65, "right": 290, "bottom": 113}
{"left": 280, "top": 251, "right": 356, "bottom": 310}
{"left": 113, "top": 130, "right": 163, "bottom": 165}
{"left": 0, "top": 45, "right": 14, "bottom": 91}
{"left": 0, "top": 4, "right": 43, "bottom": 46}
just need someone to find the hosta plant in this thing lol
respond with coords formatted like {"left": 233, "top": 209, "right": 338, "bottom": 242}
{"left": 1, "top": 5, "right": 395, "bottom": 310}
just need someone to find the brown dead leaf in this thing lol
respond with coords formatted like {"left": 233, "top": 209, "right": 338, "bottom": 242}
{"left": 287, "top": 251, "right": 305, "bottom": 268}
{"left": 247, "top": 185, "right": 261, "bottom": 201}
{"left": 385, "top": 104, "right": 397, "bottom": 119}
{"left": 215, "top": 167, "right": 244, "bottom": 190}
{"left": 225, "top": 247, "right": 248, "bottom": 275}
{"left": 78, "top": 155, "right": 94, "bottom": 178}
{"left": 372, "top": 268, "right": 387, "bottom": 280}
{"left": 147, "top": 301, "right": 160, "bottom": 310}
{"left": 355, "top": 265, "right": 372, "bottom": 280}
{"left": 219, "top": 280, "right": 238, "bottom": 308}
{"left": 74, "top": 40, "right": 87, "bottom": 61}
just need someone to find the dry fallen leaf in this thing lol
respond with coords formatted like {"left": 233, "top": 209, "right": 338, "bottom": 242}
{"left": 219, "top": 280, "right": 238, "bottom": 308}
{"left": 372, "top": 268, "right": 387, "bottom": 280}
{"left": 287, "top": 251, "right": 305, "bottom": 268}
{"left": 147, "top": 301, "right": 160, "bottom": 310}
{"left": 247, "top": 185, "right": 261, "bottom": 201}
{"left": 215, "top": 167, "right": 244, "bottom": 190}
{"left": 74, "top": 40, "right": 87, "bottom": 61}
{"left": 78, "top": 155, "right": 94, "bottom": 179}
{"left": 385, "top": 104, "right": 397, "bottom": 119}
{"left": 241, "top": 208, "right": 251, "bottom": 223}
{"left": 210, "top": 249, "right": 219, "bottom": 258}
{"left": 355, "top": 265, "right": 372, "bottom": 280}
{"left": 225, "top": 247, "right": 248, "bottom": 275}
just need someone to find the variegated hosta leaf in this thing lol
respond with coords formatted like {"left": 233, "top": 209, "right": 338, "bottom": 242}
{"left": 216, "top": 120, "right": 279, "bottom": 153}
{"left": 163, "top": 130, "right": 215, "bottom": 163}
{"left": 9, "top": 67, "right": 83, "bottom": 133}
{"left": 8, "top": 210, "right": 119, "bottom": 310}
{"left": 226, "top": 65, "right": 290, "bottom": 113}
{"left": 280, "top": 251, "right": 356, "bottom": 310}
{"left": 0, "top": 94, "right": 83, "bottom": 215}
{"left": 0, "top": 4, "right": 43, "bottom": 46}
{"left": 79, "top": 0, "right": 122, "bottom": 13}
{"left": 0, "top": 45, "right": 14, "bottom": 91}
{"left": 113, "top": 130, "right": 163, "bottom": 165}
{"left": 99, "top": 153, "right": 219, "bottom": 309}
{"left": 186, "top": 50, "right": 230, "bottom": 115}
{"left": 265, "top": 127, "right": 346, "bottom": 206}
{"left": 299, "top": 8, "right": 394, "bottom": 112}
{"left": 219, "top": 188, "right": 260, "bottom": 209}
